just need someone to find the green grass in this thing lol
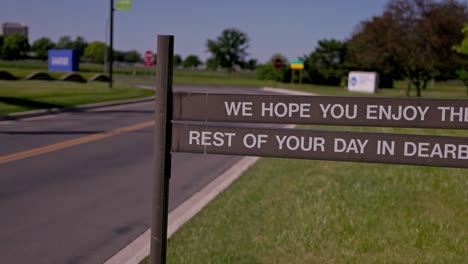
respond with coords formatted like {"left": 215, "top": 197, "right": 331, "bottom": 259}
{"left": 0, "top": 59, "right": 151, "bottom": 76}
{"left": 120, "top": 71, "right": 468, "bottom": 99}
{"left": 2, "top": 68, "right": 96, "bottom": 80}
{"left": 2, "top": 60, "right": 467, "bottom": 98}
{"left": 154, "top": 128, "right": 467, "bottom": 263}
{"left": 0, "top": 80, "right": 153, "bottom": 114}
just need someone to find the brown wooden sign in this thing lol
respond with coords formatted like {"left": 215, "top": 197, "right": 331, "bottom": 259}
{"left": 172, "top": 122, "right": 468, "bottom": 169}
{"left": 173, "top": 93, "right": 468, "bottom": 129}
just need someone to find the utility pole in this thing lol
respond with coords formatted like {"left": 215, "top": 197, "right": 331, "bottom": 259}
{"left": 109, "top": 0, "right": 114, "bottom": 88}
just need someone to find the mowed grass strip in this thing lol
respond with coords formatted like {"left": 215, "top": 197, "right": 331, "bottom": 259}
{"left": 0, "top": 80, "right": 154, "bottom": 114}
{"left": 160, "top": 127, "right": 468, "bottom": 264}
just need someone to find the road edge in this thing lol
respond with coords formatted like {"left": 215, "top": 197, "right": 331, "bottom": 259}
{"left": 0, "top": 96, "right": 155, "bottom": 122}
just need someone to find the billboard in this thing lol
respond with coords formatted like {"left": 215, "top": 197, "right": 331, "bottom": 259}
{"left": 48, "top": 50, "right": 79, "bottom": 72}
{"left": 348, "top": 71, "right": 379, "bottom": 93}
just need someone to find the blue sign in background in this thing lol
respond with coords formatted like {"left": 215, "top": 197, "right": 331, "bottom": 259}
{"left": 48, "top": 50, "right": 80, "bottom": 72}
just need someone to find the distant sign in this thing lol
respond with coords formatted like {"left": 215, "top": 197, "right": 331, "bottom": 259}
{"left": 48, "top": 50, "right": 79, "bottom": 72}
{"left": 348, "top": 71, "right": 379, "bottom": 93}
{"left": 290, "top": 59, "right": 304, "bottom": 70}
{"left": 274, "top": 58, "right": 284, "bottom": 69}
{"left": 116, "top": 0, "right": 132, "bottom": 10}
{"left": 144, "top": 50, "right": 154, "bottom": 67}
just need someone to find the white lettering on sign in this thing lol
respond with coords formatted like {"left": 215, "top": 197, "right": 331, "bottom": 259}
{"left": 224, "top": 102, "right": 253, "bottom": 116}
{"left": 366, "top": 105, "right": 429, "bottom": 121}
{"left": 377, "top": 140, "right": 395, "bottom": 155}
{"left": 243, "top": 134, "right": 268, "bottom": 149}
{"left": 261, "top": 102, "right": 311, "bottom": 118}
{"left": 275, "top": 135, "right": 325, "bottom": 151}
{"left": 320, "top": 104, "right": 357, "bottom": 119}
{"left": 438, "top": 107, "right": 468, "bottom": 122}
{"left": 51, "top": 57, "right": 69, "bottom": 66}
{"left": 404, "top": 142, "right": 468, "bottom": 159}
{"left": 189, "top": 131, "right": 236, "bottom": 147}
{"left": 334, "top": 138, "right": 368, "bottom": 154}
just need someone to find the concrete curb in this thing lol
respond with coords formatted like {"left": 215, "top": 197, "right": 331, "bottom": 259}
{"left": 0, "top": 96, "right": 155, "bottom": 122}
{"left": 262, "top": 86, "right": 315, "bottom": 96}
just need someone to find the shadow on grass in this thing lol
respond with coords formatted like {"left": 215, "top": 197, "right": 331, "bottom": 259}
{"left": 0, "top": 96, "right": 64, "bottom": 110}
{"left": 0, "top": 129, "right": 153, "bottom": 135}
{"left": 81, "top": 110, "right": 154, "bottom": 114}
{"left": 0, "top": 130, "right": 103, "bottom": 135}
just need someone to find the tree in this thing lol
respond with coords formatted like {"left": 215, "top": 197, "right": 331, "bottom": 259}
{"left": 454, "top": 24, "right": 468, "bottom": 54}
{"left": 83, "top": 41, "right": 107, "bottom": 63}
{"left": 304, "top": 39, "right": 348, "bottom": 86}
{"left": 454, "top": 24, "right": 468, "bottom": 95}
{"left": 173, "top": 54, "right": 182, "bottom": 68}
{"left": 206, "top": 58, "right": 219, "bottom": 70}
{"left": 348, "top": 14, "right": 403, "bottom": 88}
{"left": 244, "top": 59, "right": 258, "bottom": 70}
{"left": 0, "top": 35, "right": 4, "bottom": 58}
{"left": 349, "top": 0, "right": 468, "bottom": 96}
{"left": 123, "top": 50, "right": 141, "bottom": 63}
{"left": 56, "top": 36, "right": 73, "bottom": 49}
{"left": 32, "top": 37, "right": 55, "bottom": 60}
{"left": 71, "top": 36, "right": 88, "bottom": 57}
{"left": 207, "top": 28, "right": 249, "bottom": 71}
{"left": 183, "top": 55, "right": 202, "bottom": 68}
{"left": 1, "top": 33, "right": 30, "bottom": 60}
{"left": 114, "top": 50, "right": 125, "bottom": 62}
{"left": 256, "top": 53, "right": 290, "bottom": 82}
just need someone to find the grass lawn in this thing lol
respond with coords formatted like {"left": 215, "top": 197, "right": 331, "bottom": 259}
{"left": 138, "top": 124, "right": 468, "bottom": 264}
{"left": 0, "top": 59, "right": 151, "bottom": 76}
{"left": 0, "top": 80, "right": 154, "bottom": 114}
{"left": 120, "top": 71, "right": 468, "bottom": 99}
{"left": 164, "top": 158, "right": 467, "bottom": 263}
{"left": 126, "top": 70, "right": 468, "bottom": 263}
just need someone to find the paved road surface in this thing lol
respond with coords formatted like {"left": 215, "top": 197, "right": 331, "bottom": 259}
{"left": 0, "top": 85, "right": 275, "bottom": 264}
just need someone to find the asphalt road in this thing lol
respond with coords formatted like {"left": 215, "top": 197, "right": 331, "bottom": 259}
{"left": 0, "top": 85, "right": 275, "bottom": 264}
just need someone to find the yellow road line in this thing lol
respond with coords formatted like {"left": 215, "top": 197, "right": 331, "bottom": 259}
{"left": 0, "top": 121, "right": 154, "bottom": 165}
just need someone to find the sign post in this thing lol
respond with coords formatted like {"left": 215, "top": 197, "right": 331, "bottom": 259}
{"left": 109, "top": 0, "right": 114, "bottom": 89}
{"left": 150, "top": 35, "right": 174, "bottom": 264}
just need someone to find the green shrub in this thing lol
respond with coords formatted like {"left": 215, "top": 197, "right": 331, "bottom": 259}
{"left": 256, "top": 64, "right": 290, "bottom": 82}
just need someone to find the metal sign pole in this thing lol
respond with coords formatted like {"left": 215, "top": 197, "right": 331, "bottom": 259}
{"left": 150, "top": 35, "right": 174, "bottom": 264}
{"left": 109, "top": 0, "right": 114, "bottom": 89}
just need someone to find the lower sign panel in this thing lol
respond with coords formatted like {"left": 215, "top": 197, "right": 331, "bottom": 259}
{"left": 172, "top": 123, "right": 468, "bottom": 169}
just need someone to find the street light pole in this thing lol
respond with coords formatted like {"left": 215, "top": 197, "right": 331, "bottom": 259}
{"left": 109, "top": 0, "right": 114, "bottom": 89}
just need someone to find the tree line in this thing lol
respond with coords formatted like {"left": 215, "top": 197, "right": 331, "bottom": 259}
{"left": 0, "top": 35, "right": 143, "bottom": 63}
{"left": 0, "top": 31, "right": 257, "bottom": 70}
{"left": 258, "top": 0, "right": 468, "bottom": 97}
{"left": 0, "top": 0, "right": 466, "bottom": 97}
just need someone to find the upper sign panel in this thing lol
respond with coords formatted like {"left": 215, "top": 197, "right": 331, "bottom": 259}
{"left": 173, "top": 93, "right": 468, "bottom": 129}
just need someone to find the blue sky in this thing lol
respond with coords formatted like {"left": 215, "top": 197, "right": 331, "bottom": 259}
{"left": 1, "top": 0, "right": 388, "bottom": 63}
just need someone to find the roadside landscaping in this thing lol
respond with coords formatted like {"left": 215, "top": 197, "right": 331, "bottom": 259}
{"left": 138, "top": 124, "right": 467, "bottom": 264}
{"left": 0, "top": 80, "right": 153, "bottom": 114}
{"left": 165, "top": 135, "right": 467, "bottom": 263}
{"left": 120, "top": 73, "right": 468, "bottom": 99}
